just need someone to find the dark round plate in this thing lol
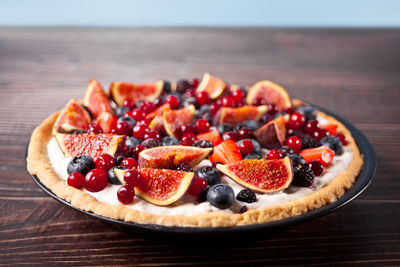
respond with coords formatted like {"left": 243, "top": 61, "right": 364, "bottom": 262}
{"left": 28, "top": 104, "right": 376, "bottom": 235}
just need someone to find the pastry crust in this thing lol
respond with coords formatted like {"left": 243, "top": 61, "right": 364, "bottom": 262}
{"left": 27, "top": 106, "right": 363, "bottom": 227}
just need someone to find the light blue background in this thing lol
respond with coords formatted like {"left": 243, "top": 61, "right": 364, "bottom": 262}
{"left": 1, "top": 0, "right": 399, "bottom": 27}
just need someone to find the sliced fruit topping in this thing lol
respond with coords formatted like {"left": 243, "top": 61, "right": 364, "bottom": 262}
{"left": 196, "top": 72, "right": 227, "bottom": 99}
{"left": 97, "top": 112, "right": 119, "bottom": 134}
{"left": 299, "top": 146, "right": 335, "bottom": 166}
{"left": 163, "top": 105, "right": 195, "bottom": 138}
{"left": 138, "top": 145, "right": 212, "bottom": 169}
{"left": 110, "top": 80, "right": 163, "bottom": 106}
{"left": 196, "top": 129, "right": 222, "bottom": 146}
{"left": 55, "top": 133, "right": 124, "bottom": 160}
{"left": 246, "top": 80, "right": 292, "bottom": 111}
{"left": 320, "top": 124, "right": 338, "bottom": 136}
{"left": 52, "top": 99, "right": 91, "bottom": 134}
{"left": 216, "top": 157, "right": 293, "bottom": 193}
{"left": 254, "top": 115, "right": 286, "bottom": 149}
{"left": 215, "top": 105, "right": 267, "bottom": 125}
{"left": 209, "top": 139, "right": 243, "bottom": 164}
{"left": 83, "top": 79, "right": 113, "bottom": 119}
{"left": 115, "top": 168, "right": 195, "bottom": 206}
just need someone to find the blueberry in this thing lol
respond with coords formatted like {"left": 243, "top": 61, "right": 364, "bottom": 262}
{"left": 183, "top": 97, "right": 198, "bottom": 108}
{"left": 320, "top": 136, "right": 343, "bottom": 155}
{"left": 162, "top": 80, "right": 171, "bottom": 93}
{"left": 108, "top": 165, "right": 127, "bottom": 185}
{"left": 195, "top": 110, "right": 212, "bottom": 124}
{"left": 288, "top": 154, "right": 306, "bottom": 167}
{"left": 242, "top": 120, "right": 260, "bottom": 131}
{"left": 125, "top": 137, "right": 141, "bottom": 148}
{"left": 115, "top": 106, "right": 130, "bottom": 117}
{"left": 297, "top": 106, "right": 317, "bottom": 121}
{"left": 194, "top": 139, "right": 213, "bottom": 148}
{"left": 217, "top": 123, "right": 233, "bottom": 135}
{"left": 142, "top": 138, "right": 161, "bottom": 148}
{"left": 237, "top": 139, "right": 261, "bottom": 155}
{"left": 195, "top": 166, "right": 221, "bottom": 185}
{"left": 199, "top": 104, "right": 211, "bottom": 112}
{"left": 67, "top": 154, "right": 95, "bottom": 175}
{"left": 207, "top": 184, "right": 235, "bottom": 209}
{"left": 114, "top": 153, "right": 126, "bottom": 165}
{"left": 118, "top": 116, "right": 136, "bottom": 127}
{"left": 162, "top": 136, "right": 179, "bottom": 146}
{"left": 244, "top": 153, "right": 262, "bottom": 160}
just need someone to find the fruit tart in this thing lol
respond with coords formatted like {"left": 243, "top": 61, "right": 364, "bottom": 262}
{"left": 27, "top": 74, "right": 363, "bottom": 227}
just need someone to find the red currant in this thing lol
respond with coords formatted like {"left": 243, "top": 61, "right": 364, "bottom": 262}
{"left": 117, "top": 185, "right": 135, "bottom": 205}
{"left": 123, "top": 99, "right": 135, "bottom": 108}
{"left": 304, "top": 120, "right": 319, "bottom": 134}
{"left": 209, "top": 103, "right": 221, "bottom": 115}
{"left": 123, "top": 169, "right": 141, "bottom": 186}
{"left": 113, "top": 121, "right": 132, "bottom": 136}
{"left": 180, "top": 133, "right": 196, "bottom": 146}
{"left": 67, "top": 172, "right": 84, "bottom": 189}
{"left": 288, "top": 112, "right": 306, "bottom": 129}
{"left": 88, "top": 123, "right": 103, "bottom": 134}
{"left": 238, "top": 140, "right": 254, "bottom": 155}
{"left": 188, "top": 177, "right": 208, "bottom": 197}
{"left": 165, "top": 95, "right": 180, "bottom": 109}
{"left": 283, "top": 107, "right": 294, "bottom": 114}
{"left": 190, "top": 78, "right": 200, "bottom": 89}
{"left": 231, "top": 89, "right": 244, "bottom": 102}
{"left": 153, "top": 97, "right": 163, "bottom": 107}
{"left": 84, "top": 169, "right": 108, "bottom": 192}
{"left": 195, "top": 119, "right": 210, "bottom": 134}
{"left": 313, "top": 128, "right": 330, "bottom": 141}
{"left": 221, "top": 96, "right": 235, "bottom": 107}
{"left": 121, "top": 157, "right": 138, "bottom": 169}
{"left": 267, "top": 104, "right": 279, "bottom": 116}
{"left": 237, "top": 127, "right": 253, "bottom": 140}
{"left": 143, "top": 129, "right": 161, "bottom": 141}
{"left": 180, "top": 124, "right": 196, "bottom": 137}
{"left": 140, "top": 101, "right": 156, "bottom": 114}
{"left": 286, "top": 136, "right": 302, "bottom": 152}
{"left": 335, "top": 133, "right": 348, "bottom": 145}
{"left": 127, "top": 108, "right": 146, "bottom": 121}
{"left": 309, "top": 160, "right": 324, "bottom": 176}
{"left": 222, "top": 131, "right": 239, "bottom": 141}
{"left": 184, "top": 89, "right": 196, "bottom": 98}
{"left": 267, "top": 149, "right": 283, "bottom": 160}
{"left": 131, "top": 144, "right": 146, "bottom": 158}
{"left": 196, "top": 91, "right": 210, "bottom": 106}
{"left": 132, "top": 124, "right": 148, "bottom": 139}
{"left": 95, "top": 154, "right": 115, "bottom": 172}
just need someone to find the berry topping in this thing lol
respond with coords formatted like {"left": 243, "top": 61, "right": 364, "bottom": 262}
{"left": 190, "top": 78, "right": 200, "bottom": 89}
{"left": 132, "top": 124, "right": 148, "bottom": 139}
{"left": 196, "top": 91, "right": 210, "bottom": 106}
{"left": 84, "top": 168, "right": 108, "bottom": 192}
{"left": 223, "top": 131, "right": 239, "bottom": 142}
{"left": 194, "top": 139, "right": 214, "bottom": 148}
{"left": 207, "top": 184, "right": 235, "bottom": 209}
{"left": 300, "top": 135, "right": 321, "bottom": 149}
{"left": 320, "top": 136, "right": 343, "bottom": 155}
{"left": 67, "top": 172, "right": 85, "bottom": 189}
{"left": 236, "top": 189, "right": 258, "bottom": 203}
{"left": 117, "top": 185, "right": 135, "bottom": 205}
{"left": 180, "top": 133, "right": 196, "bottom": 146}
{"left": 94, "top": 154, "right": 116, "bottom": 172}
{"left": 121, "top": 157, "right": 138, "bottom": 169}
{"left": 67, "top": 154, "right": 95, "bottom": 176}
{"left": 236, "top": 120, "right": 260, "bottom": 131}
{"left": 125, "top": 136, "right": 141, "bottom": 148}
{"left": 176, "top": 79, "right": 191, "bottom": 94}
{"left": 123, "top": 99, "right": 135, "bottom": 108}
{"left": 238, "top": 139, "right": 254, "bottom": 156}
{"left": 188, "top": 177, "right": 208, "bottom": 197}
{"left": 176, "top": 163, "right": 194, "bottom": 172}
{"left": 303, "top": 120, "right": 319, "bottom": 134}
{"left": 220, "top": 96, "right": 235, "bottom": 107}
{"left": 142, "top": 138, "right": 161, "bottom": 148}
{"left": 286, "top": 136, "right": 302, "bottom": 152}
{"left": 108, "top": 165, "right": 127, "bottom": 185}
{"left": 292, "top": 164, "right": 315, "bottom": 187}
{"left": 118, "top": 116, "right": 136, "bottom": 127}
{"left": 267, "top": 104, "right": 279, "bottom": 116}
{"left": 209, "top": 139, "right": 243, "bottom": 164}
{"left": 123, "top": 169, "right": 141, "bottom": 187}
{"left": 237, "top": 127, "right": 253, "bottom": 140}
{"left": 180, "top": 124, "right": 196, "bottom": 137}
{"left": 267, "top": 149, "right": 283, "bottom": 160}
{"left": 182, "top": 97, "right": 198, "bottom": 108}
{"left": 165, "top": 95, "right": 180, "bottom": 109}
{"left": 217, "top": 123, "right": 234, "bottom": 135}
{"left": 335, "top": 133, "right": 348, "bottom": 145}
{"left": 288, "top": 112, "right": 306, "bottom": 129}
{"left": 320, "top": 123, "right": 338, "bottom": 136}
{"left": 297, "top": 105, "right": 317, "bottom": 121}
{"left": 283, "top": 107, "right": 294, "bottom": 114}
{"left": 280, "top": 145, "right": 295, "bottom": 156}
{"left": 115, "top": 106, "right": 130, "bottom": 117}
{"left": 195, "top": 118, "right": 210, "bottom": 134}
{"left": 209, "top": 102, "right": 221, "bottom": 116}
{"left": 197, "top": 186, "right": 210, "bottom": 203}
{"left": 143, "top": 129, "right": 161, "bottom": 141}
{"left": 288, "top": 153, "right": 306, "bottom": 167}
{"left": 113, "top": 154, "right": 125, "bottom": 166}
{"left": 299, "top": 146, "right": 335, "bottom": 166}
{"left": 244, "top": 153, "right": 262, "bottom": 160}
{"left": 139, "top": 100, "right": 156, "bottom": 114}
{"left": 308, "top": 160, "right": 324, "bottom": 176}
{"left": 113, "top": 121, "right": 132, "bottom": 136}
{"left": 131, "top": 144, "right": 146, "bottom": 158}
{"left": 162, "top": 136, "right": 179, "bottom": 146}
{"left": 195, "top": 166, "right": 221, "bottom": 185}
{"left": 239, "top": 206, "right": 248, "bottom": 213}
{"left": 88, "top": 123, "right": 103, "bottom": 134}
{"left": 128, "top": 108, "right": 146, "bottom": 121}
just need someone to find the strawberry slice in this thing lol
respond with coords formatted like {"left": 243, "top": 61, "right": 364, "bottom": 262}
{"left": 197, "top": 129, "right": 222, "bottom": 146}
{"left": 209, "top": 140, "right": 242, "bottom": 164}
{"left": 146, "top": 103, "right": 171, "bottom": 120}
{"left": 320, "top": 124, "right": 338, "bottom": 136}
{"left": 97, "top": 112, "right": 118, "bottom": 133}
{"left": 299, "top": 146, "right": 335, "bottom": 166}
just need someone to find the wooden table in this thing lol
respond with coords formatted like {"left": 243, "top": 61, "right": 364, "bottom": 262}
{"left": 1, "top": 28, "right": 399, "bottom": 266}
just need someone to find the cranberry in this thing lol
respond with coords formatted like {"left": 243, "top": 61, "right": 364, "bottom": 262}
{"left": 184, "top": 89, "right": 196, "bottom": 98}
{"left": 132, "top": 124, "right": 148, "bottom": 139}
{"left": 196, "top": 91, "right": 210, "bottom": 106}
{"left": 313, "top": 128, "right": 330, "bottom": 141}
{"left": 252, "top": 97, "right": 266, "bottom": 106}
{"left": 195, "top": 119, "right": 210, "bottom": 134}
{"left": 165, "top": 95, "right": 180, "bottom": 109}
{"left": 153, "top": 97, "right": 163, "bottom": 107}
{"left": 117, "top": 185, "right": 135, "bottom": 204}
{"left": 84, "top": 169, "right": 108, "bottom": 192}
{"left": 221, "top": 96, "right": 235, "bottom": 107}
{"left": 131, "top": 144, "right": 146, "bottom": 158}
{"left": 181, "top": 133, "right": 196, "bottom": 146}
{"left": 137, "top": 118, "right": 152, "bottom": 126}
{"left": 286, "top": 136, "right": 302, "bottom": 152}
{"left": 188, "top": 177, "right": 208, "bottom": 197}
{"left": 304, "top": 120, "right": 319, "bottom": 134}
{"left": 238, "top": 140, "right": 254, "bottom": 155}
{"left": 180, "top": 124, "right": 196, "bottom": 137}
{"left": 231, "top": 89, "right": 244, "bottom": 102}
{"left": 123, "top": 169, "right": 141, "bottom": 187}
{"left": 267, "top": 149, "right": 283, "bottom": 160}
{"left": 234, "top": 100, "right": 245, "bottom": 107}
{"left": 143, "top": 129, "right": 161, "bottom": 141}
{"left": 267, "top": 104, "right": 279, "bottom": 116}
{"left": 222, "top": 131, "right": 239, "bottom": 141}
{"left": 67, "top": 172, "right": 84, "bottom": 189}
{"left": 283, "top": 107, "right": 294, "bottom": 114}
{"left": 95, "top": 154, "right": 116, "bottom": 172}
{"left": 237, "top": 127, "right": 253, "bottom": 140}
{"left": 309, "top": 160, "right": 324, "bottom": 176}
{"left": 209, "top": 103, "right": 221, "bottom": 116}
{"left": 127, "top": 108, "right": 146, "bottom": 121}
{"left": 288, "top": 112, "right": 306, "bottom": 129}
{"left": 191, "top": 78, "right": 200, "bottom": 89}
{"left": 336, "top": 133, "right": 348, "bottom": 145}
{"left": 113, "top": 121, "right": 132, "bottom": 136}
{"left": 140, "top": 101, "right": 156, "bottom": 114}
{"left": 123, "top": 99, "right": 135, "bottom": 108}
{"left": 88, "top": 123, "right": 103, "bottom": 134}
{"left": 121, "top": 157, "right": 138, "bottom": 169}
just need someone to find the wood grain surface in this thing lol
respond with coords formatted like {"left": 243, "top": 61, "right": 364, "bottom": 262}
{"left": 1, "top": 27, "right": 399, "bottom": 266}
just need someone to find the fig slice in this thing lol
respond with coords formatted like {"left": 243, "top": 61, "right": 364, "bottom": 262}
{"left": 110, "top": 80, "right": 164, "bottom": 106}
{"left": 196, "top": 72, "right": 227, "bottom": 99}
{"left": 217, "top": 157, "right": 293, "bottom": 193}
{"left": 83, "top": 79, "right": 113, "bottom": 119}
{"left": 163, "top": 105, "right": 195, "bottom": 138}
{"left": 215, "top": 105, "right": 267, "bottom": 125}
{"left": 138, "top": 145, "right": 212, "bottom": 169}
{"left": 55, "top": 133, "right": 124, "bottom": 160}
{"left": 246, "top": 80, "right": 292, "bottom": 111}
{"left": 52, "top": 98, "right": 91, "bottom": 134}
{"left": 115, "top": 168, "right": 194, "bottom": 206}
{"left": 254, "top": 115, "right": 286, "bottom": 149}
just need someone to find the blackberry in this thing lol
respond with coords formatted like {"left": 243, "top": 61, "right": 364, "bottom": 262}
{"left": 162, "top": 80, "right": 171, "bottom": 93}
{"left": 176, "top": 163, "right": 193, "bottom": 172}
{"left": 280, "top": 145, "right": 295, "bottom": 156}
{"left": 301, "top": 135, "right": 320, "bottom": 149}
{"left": 176, "top": 79, "right": 191, "bottom": 94}
{"left": 288, "top": 153, "right": 306, "bottom": 167}
{"left": 194, "top": 139, "right": 213, "bottom": 148}
{"left": 236, "top": 189, "right": 258, "bottom": 203}
{"left": 292, "top": 164, "right": 315, "bottom": 187}
{"left": 239, "top": 206, "right": 248, "bottom": 213}
{"left": 288, "top": 128, "right": 307, "bottom": 138}
{"left": 141, "top": 138, "right": 161, "bottom": 148}
{"left": 321, "top": 136, "right": 343, "bottom": 155}
{"left": 195, "top": 110, "right": 212, "bottom": 124}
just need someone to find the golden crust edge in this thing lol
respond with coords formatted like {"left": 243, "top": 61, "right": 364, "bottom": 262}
{"left": 26, "top": 105, "right": 364, "bottom": 228}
